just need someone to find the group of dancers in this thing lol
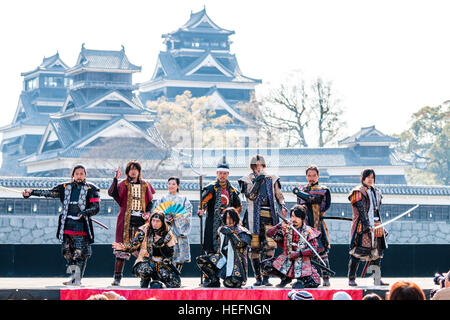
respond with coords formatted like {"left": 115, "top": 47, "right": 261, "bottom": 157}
{"left": 22, "top": 156, "right": 389, "bottom": 289}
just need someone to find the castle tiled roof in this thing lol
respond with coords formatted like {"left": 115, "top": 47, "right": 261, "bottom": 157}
{"left": 0, "top": 176, "right": 448, "bottom": 196}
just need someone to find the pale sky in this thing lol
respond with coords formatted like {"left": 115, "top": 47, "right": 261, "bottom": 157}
{"left": 0, "top": 0, "right": 448, "bottom": 144}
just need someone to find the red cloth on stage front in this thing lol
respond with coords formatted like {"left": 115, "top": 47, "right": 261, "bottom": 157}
{"left": 60, "top": 288, "right": 363, "bottom": 300}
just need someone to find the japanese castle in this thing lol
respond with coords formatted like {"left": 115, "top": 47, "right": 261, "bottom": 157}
{"left": 0, "top": 8, "right": 408, "bottom": 184}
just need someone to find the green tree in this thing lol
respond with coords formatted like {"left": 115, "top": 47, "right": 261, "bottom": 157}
{"left": 394, "top": 101, "right": 449, "bottom": 185}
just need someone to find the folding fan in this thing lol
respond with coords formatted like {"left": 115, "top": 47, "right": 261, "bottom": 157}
{"left": 154, "top": 201, "right": 187, "bottom": 217}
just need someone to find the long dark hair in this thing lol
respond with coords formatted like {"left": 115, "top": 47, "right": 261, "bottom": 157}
{"left": 290, "top": 204, "right": 307, "bottom": 220}
{"left": 361, "top": 168, "right": 376, "bottom": 184}
{"left": 222, "top": 207, "right": 240, "bottom": 226}
{"left": 168, "top": 176, "right": 180, "bottom": 193}
{"left": 125, "top": 160, "right": 142, "bottom": 179}
{"left": 149, "top": 212, "right": 169, "bottom": 236}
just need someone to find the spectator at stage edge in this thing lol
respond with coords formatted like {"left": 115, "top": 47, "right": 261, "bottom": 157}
{"left": 387, "top": 281, "right": 425, "bottom": 300}
{"left": 87, "top": 291, "right": 127, "bottom": 300}
{"left": 362, "top": 293, "right": 383, "bottom": 300}
{"left": 431, "top": 271, "right": 450, "bottom": 300}
{"left": 332, "top": 291, "right": 352, "bottom": 300}
{"left": 288, "top": 290, "right": 315, "bottom": 300}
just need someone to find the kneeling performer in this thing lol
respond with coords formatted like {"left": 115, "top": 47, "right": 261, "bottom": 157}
{"left": 262, "top": 205, "right": 321, "bottom": 289}
{"left": 112, "top": 212, "right": 180, "bottom": 288}
{"left": 196, "top": 207, "right": 252, "bottom": 288}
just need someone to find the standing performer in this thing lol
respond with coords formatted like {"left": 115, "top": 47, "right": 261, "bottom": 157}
{"left": 108, "top": 161, "right": 155, "bottom": 286}
{"left": 294, "top": 165, "right": 332, "bottom": 286}
{"left": 152, "top": 177, "right": 193, "bottom": 273}
{"left": 197, "top": 157, "right": 241, "bottom": 285}
{"left": 196, "top": 207, "right": 252, "bottom": 288}
{"left": 112, "top": 212, "right": 180, "bottom": 288}
{"left": 22, "top": 165, "right": 100, "bottom": 286}
{"left": 262, "top": 205, "right": 321, "bottom": 289}
{"left": 347, "top": 168, "right": 388, "bottom": 286}
{"left": 238, "top": 154, "right": 287, "bottom": 286}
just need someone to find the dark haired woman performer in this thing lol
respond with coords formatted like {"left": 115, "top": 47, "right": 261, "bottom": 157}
{"left": 22, "top": 165, "right": 100, "bottom": 286}
{"left": 196, "top": 207, "right": 252, "bottom": 288}
{"left": 152, "top": 177, "right": 193, "bottom": 272}
{"left": 347, "top": 168, "right": 388, "bottom": 287}
{"left": 262, "top": 205, "right": 321, "bottom": 289}
{"left": 112, "top": 212, "right": 180, "bottom": 288}
{"left": 108, "top": 161, "right": 156, "bottom": 286}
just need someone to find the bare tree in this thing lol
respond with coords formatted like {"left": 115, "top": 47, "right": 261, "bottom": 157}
{"left": 261, "top": 80, "right": 311, "bottom": 147}
{"left": 310, "top": 78, "right": 345, "bottom": 147}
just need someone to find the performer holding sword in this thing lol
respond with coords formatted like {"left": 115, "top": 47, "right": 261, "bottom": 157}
{"left": 347, "top": 168, "right": 389, "bottom": 287}
{"left": 22, "top": 165, "right": 101, "bottom": 286}
{"left": 292, "top": 165, "right": 332, "bottom": 286}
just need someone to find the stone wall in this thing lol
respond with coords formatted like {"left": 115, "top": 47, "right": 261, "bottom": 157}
{"left": 1, "top": 214, "right": 448, "bottom": 245}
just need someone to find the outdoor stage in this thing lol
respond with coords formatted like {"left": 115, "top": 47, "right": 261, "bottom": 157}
{"left": 0, "top": 277, "right": 435, "bottom": 300}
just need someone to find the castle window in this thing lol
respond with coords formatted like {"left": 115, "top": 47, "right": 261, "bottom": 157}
{"left": 26, "top": 78, "right": 38, "bottom": 91}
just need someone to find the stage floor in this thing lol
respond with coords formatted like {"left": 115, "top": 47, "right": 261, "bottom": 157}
{"left": 0, "top": 276, "right": 435, "bottom": 290}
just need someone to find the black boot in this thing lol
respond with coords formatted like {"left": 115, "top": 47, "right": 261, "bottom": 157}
{"left": 140, "top": 278, "right": 151, "bottom": 288}
{"left": 254, "top": 276, "right": 263, "bottom": 286}
{"left": 276, "top": 276, "right": 292, "bottom": 288}
{"left": 251, "top": 258, "right": 264, "bottom": 286}
{"left": 262, "top": 275, "right": 272, "bottom": 286}
{"left": 112, "top": 258, "right": 125, "bottom": 286}
{"left": 292, "top": 279, "right": 305, "bottom": 289}
{"left": 348, "top": 256, "right": 360, "bottom": 286}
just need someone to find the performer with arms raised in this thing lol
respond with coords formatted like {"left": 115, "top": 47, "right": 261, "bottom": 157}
{"left": 22, "top": 165, "right": 100, "bottom": 286}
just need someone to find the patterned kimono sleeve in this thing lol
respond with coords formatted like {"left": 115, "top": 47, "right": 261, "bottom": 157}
{"left": 122, "top": 229, "right": 145, "bottom": 252}
{"left": 30, "top": 184, "right": 64, "bottom": 199}
{"left": 350, "top": 190, "right": 370, "bottom": 231}
{"left": 274, "top": 179, "right": 286, "bottom": 206}
{"left": 288, "top": 234, "right": 318, "bottom": 260}
{"left": 266, "top": 223, "right": 284, "bottom": 247}
{"left": 201, "top": 187, "right": 214, "bottom": 211}
{"left": 173, "top": 196, "right": 192, "bottom": 237}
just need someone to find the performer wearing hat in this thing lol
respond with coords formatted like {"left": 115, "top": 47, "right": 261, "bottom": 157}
{"left": 197, "top": 157, "right": 241, "bottom": 286}
{"left": 262, "top": 204, "right": 321, "bottom": 289}
{"left": 238, "top": 154, "right": 287, "bottom": 286}
{"left": 112, "top": 212, "right": 180, "bottom": 288}
{"left": 196, "top": 207, "right": 252, "bottom": 288}
{"left": 108, "top": 161, "right": 156, "bottom": 286}
{"left": 22, "top": 165, "right": 100, "bottom": 286}
{"left": 294, "top": 165, "right": 332, "bottom": 286}
{"left": 152, "top": 177, "right": 193, "bottom": 273}
{"left": 347, "top": 168, "right": 388, "bottom": 286}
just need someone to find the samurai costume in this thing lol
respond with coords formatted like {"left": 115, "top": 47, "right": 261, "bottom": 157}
{"left": 295, "top": 182, "right": 332, "bottom": 285}
{"left": 108, "top": 176, "right": 155, "bottom": 285}
{"left": 238, "top": 171, "right": 287, "bottom": 286}
{"left": 119, "top": 214, "right": 181, "bottom": 288}
{"left": 153, "top": 193, "right": 193, "bottom": 270}
{"left": 197, "top": 224, "right": 252, "bottom": 288}
{"left": 200, "top": 159, "right": 241, "bottom": 254}
{"left": 347, "top": 184, "right": 388, "bottom": 286}
{"left": 24, "top": 180, "right": 100, "bottom": 285}
{"left": 262, "top": 222, "right": 321, "bottom": 289}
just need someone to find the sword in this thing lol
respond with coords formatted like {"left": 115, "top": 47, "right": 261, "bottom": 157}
{"left": 276, "top": 212, "right": 335, "bottom": 276}
{"left": 320, "top": 216, "right": 353, "bottom": 221}
{"left": 70, "top": 215, "right": 109, "bottom": 230}
{"left": 373, "top": 205, "right": 419, "bottom": 230}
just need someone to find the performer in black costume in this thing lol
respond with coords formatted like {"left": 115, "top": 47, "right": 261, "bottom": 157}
{"left": 23, "top": 165, "right": 100, "bottom": 286}
{"left": 294, "top": 165, "right": 332, "bottom": 286}
{"left": 196, "top": 207, "right": 252, "bottom": 288}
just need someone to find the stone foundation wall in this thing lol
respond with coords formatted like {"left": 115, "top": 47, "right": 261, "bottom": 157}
{"left": 1, "top": 214, "right": 448, "bottom": 245}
